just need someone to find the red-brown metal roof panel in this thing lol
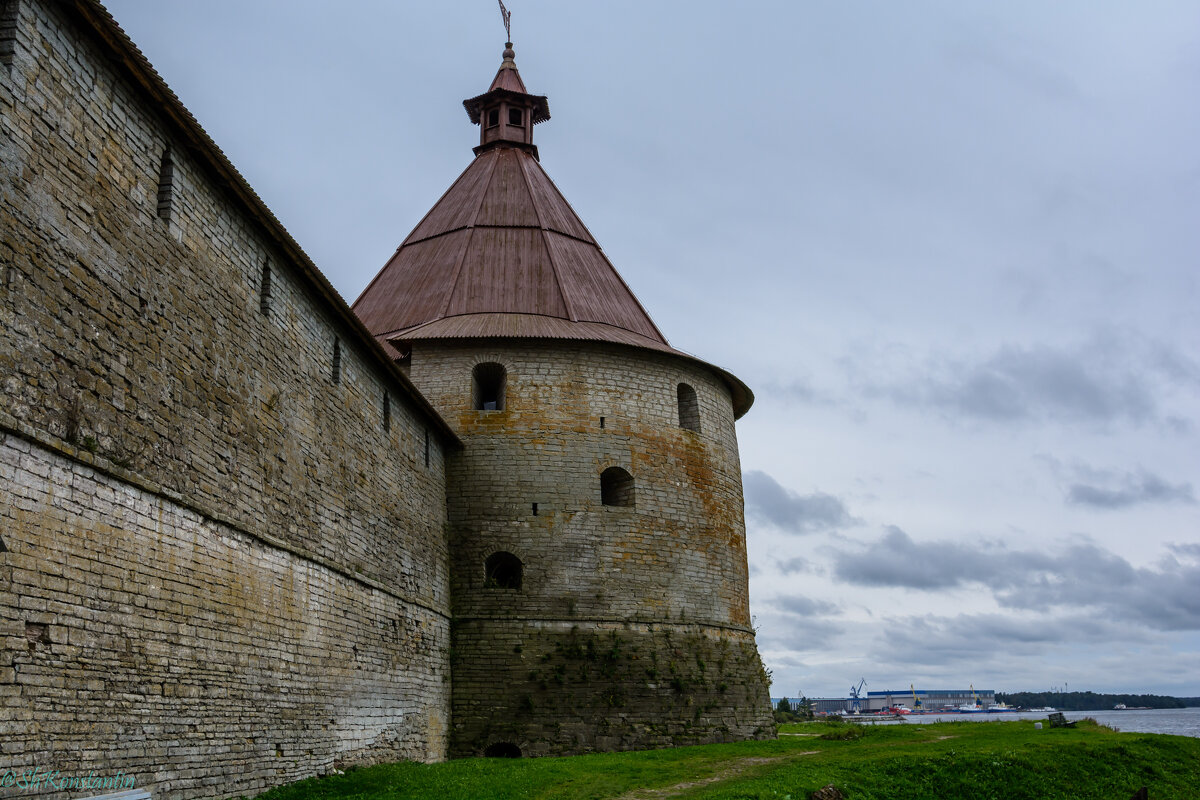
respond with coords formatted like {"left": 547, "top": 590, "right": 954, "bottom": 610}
{"left": 489, "top": 65, "right": 528, "bottom": 94}
{"left": 476, "top": 149, "right": 540, "bottom": 227}
{"left": 352, "top": 230, "right": 471, "bottom": 335}
{"left": 543, "top": 232, "right": 664, "bottom": 342}
{"left": 406, "top": 154, "right": 496, "bottom": 243}
{"left": 521, "top": 157, "right": 594, "bottom": 241}
{"left": 445, "top": 228, "right": 568, "bottom": 318}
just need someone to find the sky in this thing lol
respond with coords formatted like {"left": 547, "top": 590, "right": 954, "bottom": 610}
{"left": 102, "top": 1, "right": 1200, "bottom": 699}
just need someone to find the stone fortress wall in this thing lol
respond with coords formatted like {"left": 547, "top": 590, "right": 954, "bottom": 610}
{"left": 407, "top": 341, "right": 773, "bottom": 756}
{"left": 1, "top": 2, "right": 453, "bottom": 797}
{"left": 0, "top": 0, "right": 774, "bottom": 796}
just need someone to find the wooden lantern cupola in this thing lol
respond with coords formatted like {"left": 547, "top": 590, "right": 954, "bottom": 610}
{"left": 463, "top": 42, "right": 551, "bottom": 160}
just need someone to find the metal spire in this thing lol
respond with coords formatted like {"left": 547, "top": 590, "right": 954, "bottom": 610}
{"left": 498, "top": 0, "right": 512, "bottom": 43}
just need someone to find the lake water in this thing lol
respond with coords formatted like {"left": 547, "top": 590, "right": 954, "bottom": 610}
{"left": 856, "top": 707, "right": 1200, "bottom": 738}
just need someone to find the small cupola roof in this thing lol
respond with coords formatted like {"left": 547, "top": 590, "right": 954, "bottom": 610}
{"left": 463, "top": 43, "right": 550, "bottom": 126}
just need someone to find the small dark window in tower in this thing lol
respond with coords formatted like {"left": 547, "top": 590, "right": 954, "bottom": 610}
{"left": 382, "top": 392, "right": 391, "bottom": 433}
{"left": 472, "top": 362, "right": 506, "bottom": 411}
{"left": 531, "top": 502, "right": 538, "bottom": 516}
{"left": 0, "top": 534, "right": 7, "bottom": 552}
{"left": 487, "top": 108, "right": 500, "bottom": 127}
{"left": 331, "top": 338, "right": 342, "bottom": 384}
{"left": 508, "top": 107, "right": 523, "bottom": 126}
{"left": 484, "top": 742, "right": 522, "bottom": 758}
{"left": 600, "top": 467, "right": 635, "bottom": 507}
{"left": 677, "top": 383, "right": 700, "bottom": 433}
{"left": 0, "top": 0, "right": 19, "bottom": 70}
{"left": 599, "top": 416, "right": 605, "bottom": 429}
{"left": 156, "top": 148, "right": 174, "bottom": 221}
{"left": 485, "top": 552, "right": 522, "bottom": 590}
{"left": 259, "top": 261, "right": 272, "bottom": 315}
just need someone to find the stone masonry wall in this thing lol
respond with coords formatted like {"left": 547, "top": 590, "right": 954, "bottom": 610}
{"left": 0, "top": 431, "right": 449, "bottom": 798}
{"left": 0, "top": 1, "right": 453, "bottom": 795}
{"left": 408, "top": 340, "right": 774, "bottom": 756}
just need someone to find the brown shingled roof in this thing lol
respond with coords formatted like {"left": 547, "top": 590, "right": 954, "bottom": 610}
{"left": 351, "top": 45, "right": 754, "bottom": 418}
{"left": 352, "top": 146, "right": 668, "bottom": 345}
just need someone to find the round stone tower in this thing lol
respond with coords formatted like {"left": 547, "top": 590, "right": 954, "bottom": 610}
{"left": 353, "top": 42, "right": 773, "bottom": 757}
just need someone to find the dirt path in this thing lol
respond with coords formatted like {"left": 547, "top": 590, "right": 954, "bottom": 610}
{"left": 611, "top": 752, "right": 819, "bottom": 800}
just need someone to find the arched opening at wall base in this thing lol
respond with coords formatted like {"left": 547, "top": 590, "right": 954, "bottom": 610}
{"left": 483, "top": 741, "right": 522, "bottom": 758}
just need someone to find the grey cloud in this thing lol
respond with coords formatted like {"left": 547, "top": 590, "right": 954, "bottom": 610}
{"left": 744, "top": 470, "right": 857, "bottom": 534}
{"left": 871, "top": 337, "right": 1198, "bottom": 427}
{"left": 833, "top": 528, "right": 1200, "bottom": 631}
{"left": 1067, "top": 470, "right": 1195, "bottom": 509}
{"left": 877, "top": 613, "right": 1139, "bottom": 666}
{"left": 832, "top": 525, "right": 1011, "bottom": 590}
{"left": 772, "top": 594, "right": 840, "bottom": 617}
{"left": 923, "top": 344, "right": 1153, "bottom": 423}
{"left": 776, "top": 556, "right": 815, "bottom": 575}
{"left": 761, "top": 618, "right": 845, "bottom": 650}
{"left": 1168, "top": 543, "right": 1200, "bottom": 560}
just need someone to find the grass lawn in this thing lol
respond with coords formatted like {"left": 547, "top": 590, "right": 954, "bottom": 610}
{"left": 240, "top": 719, "right": 1200, "bottom": 800}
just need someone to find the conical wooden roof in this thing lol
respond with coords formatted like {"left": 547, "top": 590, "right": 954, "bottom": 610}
{"left": 351, "top": 46, "right": 753, "bottom": 417}
{"left": 353, "top": 145, "right": 669, "bottom": 348}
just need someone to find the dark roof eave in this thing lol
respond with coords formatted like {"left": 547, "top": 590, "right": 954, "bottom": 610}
{"left": 63, "top": 0, "right": 461, "bottom": 449}
{"left": 463, "top": 89, "right": 551, "bottom": 125}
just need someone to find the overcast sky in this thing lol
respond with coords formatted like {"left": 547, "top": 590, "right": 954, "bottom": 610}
{"left": 102, "top": 1, "right": 1199, "bottom": 699}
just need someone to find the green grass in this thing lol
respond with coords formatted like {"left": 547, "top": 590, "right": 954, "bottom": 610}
{"left": 241, "top": 719, "right": 1200, "bottom": 800}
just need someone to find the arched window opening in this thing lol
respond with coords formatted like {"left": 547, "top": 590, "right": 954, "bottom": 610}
{"left": 485, "top": 551, "right": 523, "bottom": 590}
{"left": 487, "top": 108, "right": 500, "bottom": 128}
{"left": 677, "top": 383, "right": 700, "bottom": 433}
{"left": 472, "top": 362, "right": 506, "bottom": 411}
{"left": 508, "top": 107, "right": 524, "bottom": 126}
{"left": 484, "top": 742, "right": 522, "bottom": 758}
{"left": 600, "top": 467, "right": 635, "bottom": 508}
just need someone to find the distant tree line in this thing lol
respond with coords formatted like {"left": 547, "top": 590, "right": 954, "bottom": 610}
{"left": 997, "top": 691, "right": 1194, "bottom": 711}
{"left": 774, "top": 697, "right": 815, "bottom": 723}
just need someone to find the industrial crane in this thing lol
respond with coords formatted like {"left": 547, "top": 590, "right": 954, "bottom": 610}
{"left": 910, "top": 683, "right": 923, "bottom": 710}
{"left": 849, "top": 678, "right": 867, "bottom": 713}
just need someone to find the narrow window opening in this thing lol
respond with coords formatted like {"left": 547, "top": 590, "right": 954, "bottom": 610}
{"left": 677, "top": 383, "right": 701, "bottom": 433}
{"left": 531, "top": 503, "right": 538, "bottom": 516}
{"left": 0, "top": 534, "right": 7, "bottom": 552}
{"left": 485, "top": 552, "right": 523, "bottom": 590}
{"left": 600, "top": 467, "right": 635, "bottom": 507}
{"left": 484, "top": 742, "right": 522, "bottom": 758}
{"left": 156, "top": 148, "right": 174, "bottom": 221}
{"left": 331, "top": 338, "right": 342, "bottom": 384}
{"left": 423, "top": 428, "right": 430, "bottom": 468}
{"left": 472, "top": 362, "right": 506, "bottom": 411}
{"left": 0, "top": 0, "right": 18, "bottom": 71}
{"left": 599, "top": 416, "right": 605, "bottom": 429}
{"left": 487, "top": 108, "right": 500, "bottom": 128}
{"left": 259, "top": 261, "right": 272, "bottom": 315}
{"left": 382, "top": 392, "right": 391, "bottom": 433}
{"left": 508, "top": 107, "right": 524, "bottom": 126}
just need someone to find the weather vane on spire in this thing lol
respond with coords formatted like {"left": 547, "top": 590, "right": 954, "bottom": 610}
{"left": 498, "top": 0, "right": 512, "bottom": 43}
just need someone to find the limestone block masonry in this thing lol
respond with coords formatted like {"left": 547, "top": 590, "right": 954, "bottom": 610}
{"left": 2, "top": 1, "right": 452, "bottom": 797}
{"left": 409, "top": 341, "right": 774, "bottom": 756}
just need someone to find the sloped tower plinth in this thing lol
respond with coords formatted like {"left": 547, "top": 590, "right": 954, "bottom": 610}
{"left": 353, "top": 42, "right": 773, "bottom": 757}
